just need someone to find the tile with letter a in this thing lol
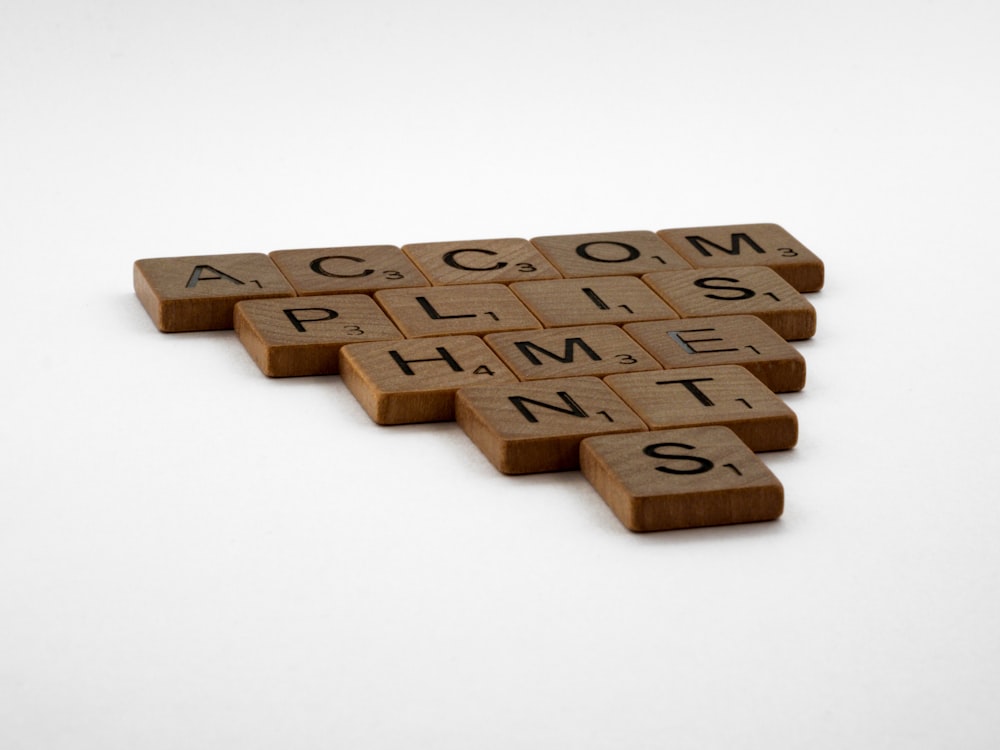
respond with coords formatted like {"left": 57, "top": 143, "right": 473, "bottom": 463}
{"left": 374, "top": 284, "right": 542, "bottom": 338}
{"left": 401, "top": 237, "right": 562, "bottom": 286}
{"left": 656, "top": 223, "right": 824, "bottom": 292}
{"left": 234, "top": 294, "right": 404, "bottom": 377}
{"left": 580, "top": 426, "right": 784, "bottom": 532}
{"left": 530, "top": 230, "right": 692, "bottom": 278}
{"left": 509, "top": 276, "right": 678, "bottom": 328}
{"left": 338, "top": 335, "right": 519, "bottom": 425}
{"left": 604, "top": 365, "right": 797, "bottom": 452}
{"left": 642, "top": 266, "right": 816, "bottom": 340}
{"left": 623, "top": 315, "right": 806, "bottom": 393}
{"left": 133, "top": 253, "right": 295, "bottom": 332}
{"left": 455, "top": 376, "right": 647, "bottom": 474}
{"left": 269, "top": 245, "right": 430, "bottom": 296}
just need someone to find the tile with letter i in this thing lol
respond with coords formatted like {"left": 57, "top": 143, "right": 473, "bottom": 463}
{"left": 374, "top": 284, "right": 542, "bottom": 338}
{"left": 401, "top": 237, "right": 562, "bottom": 286}
{"left": 580, "top": 426, "right": 784, "bottom": 532}
{"left": 529, "top": 230, "right": 693, "bottom": 277}
{"left": 269, "top": 245, "right": 430, "bottom": 296}
{"left": 509, "top": 275, "right": 678, "bottom": 328}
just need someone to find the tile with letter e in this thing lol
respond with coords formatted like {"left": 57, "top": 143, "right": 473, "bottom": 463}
{"left": 642, "top": 266, "right": 816, "bottom": 340}
{"left": 623, "top": 315, "right": 806, "bottom": 393}
{"left": 580, "top": 426, "right": 784, "bottom": 532}
{"left": 509, "top": 276, "right": 678, "bottom": 328}
{"left": 530, "top": 230, "right": 692, "bottom": 278}
{"left": 269, "top": 245, "right": 429, "bottom": 296}
{"left": 374, "top": 284, "right": 542, "bottom": 338}
{"left": 401, "top": 237, "right": 562, "bottom": 286}
{"left": 455, "top": 376, "right": 647, "bottom": 474}
{"left": 657, "top": 223, "right": 824, "bottom": 292}
{"left": 484, "top": 325, "right": 662, "bottom": 381}
{"left": 134, "top": 253, "right": 295, "bottom": 332}
{"left": 234, "top": 294, "right": 403, "bottom": 377}
{"left": 604, "top": 365, "right": 797, "bottom": 452}
{"left": 339, "top": 335, "right": 518, "bottom": 425}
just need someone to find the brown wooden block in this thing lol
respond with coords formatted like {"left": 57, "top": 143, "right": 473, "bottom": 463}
{"left": 133, "top": 253, "right": 296, "bottom": 332}
{"left": 623, "top": 315, "right": 806, "bottom": 393}
{"left": 530, "top": 230, "right": 692, "bottom": 277}
{"left": 455, "top": 376, "right": 648, "bottom": 474}
{"left": 401, "top": 237, "right": 562, "bottom": 286}
{"left": 656, "top": 223, "right": 824, "bottom": 292}
{"left": 604, "top": 365, "right": 797, "bottom": 451}
{"left": 339, "top": 335, "right": 519, "bottom": 425}
{"left": 642, "top": 266, "right": 816, "bottom": 340}
{"left": 374, "top": 284, "right": 541, "bottom": 338}
{"left": 580, "top": 426, "right": 784, "bottom": 532}
{"left": 509, "top": 276, "right": 678, "bottom": 328}
{"left": 269, "top": 245, "right": 430, "bottom": 296}
{"left": 234, "top": 294, "right": 404, "bottom": 377}
{"left": 484, "top": 325, "right": 662, "bottom": 381}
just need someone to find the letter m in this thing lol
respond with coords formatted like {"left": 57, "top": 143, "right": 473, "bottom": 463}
{"left": 684, "top": 232, "right": 766, "bottom": 258}
{"left": 514, "top": 337, "right": 601, "bottom": 366}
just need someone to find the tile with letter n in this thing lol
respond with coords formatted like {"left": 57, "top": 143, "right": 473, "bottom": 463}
{"left": 604, "top": 365, "right": 797, "bottom": 452}
{"left": 529, "top": 230, "right": 693, "bottom": 278}
{"left": 580, "top": 426, "right": 784, "bottom": 533}
{"left": 401, "top": 237, "right": 562, "bottom": 286}
{"left": 623, "top": 315, "right": 806, "bottom": 393}
{"left": 133, "top": 253, "right": 295, "bottom": 332}
{"left": 338, "top": 335, "right": 518, "bottom": 425}
{"left": 269, "top": 245, "right": 430, "bottom": 296}
{"left": 509, "top": 275, "right": 678, "bottom": 328}
{"left": 455, "top": 376, "right": 647, "bottom": 474}
{"left": 234, "top": 294, "right": 403, "bottom": 377}
{"left": 374, "top": 284, "right": 542, "bottom": 338}
{"left": 656, "top": 223, "right": 824, "bottom": 292}
{"left": 642, "top": 266, "right": 816, "bottom": 340}
{"left": 484, "top": 325, "right": 662, "bottom": 381}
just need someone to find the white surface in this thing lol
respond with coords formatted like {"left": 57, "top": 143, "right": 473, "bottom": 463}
{"left": 3, "top": 1, "right": 1000, "bottom": 748}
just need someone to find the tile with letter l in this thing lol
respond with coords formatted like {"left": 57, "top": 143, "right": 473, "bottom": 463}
{"left": 338, "top": 335, "right": 519, "bottom": 425}
{"left": 374, "top": 284, "right": 542, "bottom": 338}
{"left": 455, "top": 376, "right": 647, "bottom": 474}
{"left": 530, "top": 230, "right": 692, "bottom": 278}
{"left": 656, "top": 223, "right": 824, "bottom": 292}
{"left": 604, "top": 365, "right": 797, "bottom": 452}
{"left": 509, "top": 275, "right": 678, "bottom": 328}
{"left": 580, "top": 426, "right": 784, "bottom": 532}
{"left": 401, "top": 237, "right": 562, "bottom": 286}
{"left": 134, "top": 253, "right": 296, "bottom": 332}
{"left": 642, "top": 266, "right": 816, "bottom": 340}
{"left": 623, "top": 315, "right": 806, "bottom": 393}
{"left": 269, "top": 245, "right": 430, "bottom": 296}
{"left": 234, "top": 294, "right": 403, "bottom": 377}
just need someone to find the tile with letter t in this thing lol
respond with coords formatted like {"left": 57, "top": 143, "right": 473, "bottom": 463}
{"left": 657, "top": 223, "right": 824, "bottom": 292}
{"left": 234, "top": 294, "right": 404, "bottom": 377}
{"left": 455, "top": 376, "right": 647, "bottom": 474}
{"left": 269, "top": 245, "right": 430, "bottom": 296}
{"left": 509, "top": 275, "right": 678, "bottom": 328}
{"left": 338, "top": 335, "right": 519, "bottom": 425}
{"left": 530, "top": 230, "right": 692, "bottom": 277}
{"left": 374, "top": 284, "right": 542, "bottom": 338}
{"left": 401, "top": 237, "right": 562, "bottom": 286}
{"left": 580, "top": 426, "right": 784, "bottom": 532}
{"left": 134, "top": 253, "right": 295, "bottom": 332}
{"left": 604, "top": 365, "right": 797, "bottom": 452}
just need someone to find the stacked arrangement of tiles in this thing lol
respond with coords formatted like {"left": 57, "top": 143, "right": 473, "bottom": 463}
{"left": 134, "top": 224, "right": 822, "bottom": 532}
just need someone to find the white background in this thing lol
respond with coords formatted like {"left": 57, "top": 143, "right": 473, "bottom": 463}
{"left": 3, "top": 1, "right": 1000, "bottom": 748}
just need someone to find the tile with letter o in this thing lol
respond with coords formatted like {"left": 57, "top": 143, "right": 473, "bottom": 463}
{"left": 510, "top": 275, "right": 678, "bottom": 328}
{"left": 530, "top": 230, "right": 692, "bottom": 277}
{"left": 374, "top": 284, "right": 542, "bottom": 338}
{"left": 401, "top": 237, "right": 562, "bottom": 286}
{"left": 269, "top": 245, "right": 430, "bottom": 296}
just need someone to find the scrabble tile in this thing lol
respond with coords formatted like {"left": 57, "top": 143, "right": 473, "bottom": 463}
{"left": 234, "top": 294, "right": 404, "bottom": 377}
{"left": 484, "top": 325, "right": 662, "bottom": 381}
{"left": 604, "top": 365, "right": 797, "bottom": 451}
{"left": 134, "top": 253, "right": 296, "bottom": 332}
{"left": 401, "top": 237, "right": 562, "bottom": 285}
{"left": 339, "top": 335, "right": 519, "bottom": 425}
{"left": 657, "top": 223, "right": 824, "bottom": 292}
{"left": 642, "top": 266, "right": 816, "bottom": 340}
{"left": 374, "top": 284, "right": 542, "bottom": 338}
{"left": 509, "top": 276, "right": 678, "bottom": 328}
{"left": 580, "top": 426, "right": 784, "bottom": 532}
{"left": 530, "top": 230, "right": 692, "bottom": 277}
{"left": 455, "top": 376, "right": 648, "bottom": 474}
{"left": 269, "top": 245, "right": 430, "bottom": 296}
{"left": 623, "top": 315, "right": 806, "bottom": 393}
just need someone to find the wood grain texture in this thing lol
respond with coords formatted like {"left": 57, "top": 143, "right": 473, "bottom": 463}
{"left": 374, "top": 284, "right": 542, "bottom": 338}
{"left": 401, "top": 237, "right": 562, "bottom": 285}
{"left": 269, "top": 245, "right": 430, "bottom": 296}
{"left": 509, "top": 275, "right": 679, "bottom": 327}
{"left": 530, "top": 230, "right": 692, "bottom": 277}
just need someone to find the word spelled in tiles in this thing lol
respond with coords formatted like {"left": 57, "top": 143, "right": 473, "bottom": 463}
{"left": 134, "top": 222, "right": 824, "bottom": 533}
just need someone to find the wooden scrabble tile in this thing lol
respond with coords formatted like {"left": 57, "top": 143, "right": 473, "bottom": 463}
{"left": 623, "top": 315, "right": 806, "bottom": 393}
{"left": 455, "top": 376, "right": 648, "bottom": 474}
{"left": 134, "top": 253, "right": 296, "bottom": 332}
{"left": 339, "top": 335, "right": 519, "bottom": 425}
{"left": 530, "top": 230, "right": 693, "bottom": 277}
{"left": 234, "top": 294, "right": 404, "bottom": 377}
{"left": 604, "top": 365, "right": 797, "bottom": 451}
{"left": 374, "top": 284, "right": 541, "bottom": 338}
{"left": 484, "top": 325, "right": 662, "bottom": 381}
{"left": 656, "top": 223, "right": 824, "bottom": 292}
{"left": 509, "top": 276, "right": 678, "bottom": 328}
{"left": 580, "top": 426, "right": 784, "bottom": 532}
{"left": 642, "top": 266, "right": 816, "bottom": 340}
{"left": 269, "top": 245, "right": 430, "bottom": 296}
{"left": 401, "top": 237, "right": 562, "bottom": 285}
